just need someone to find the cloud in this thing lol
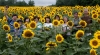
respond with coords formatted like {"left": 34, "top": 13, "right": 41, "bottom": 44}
{"left": 18, "top": 0, "right": 56, "bottom": 6}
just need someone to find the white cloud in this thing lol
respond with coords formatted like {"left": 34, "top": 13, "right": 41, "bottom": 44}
{"left": 34, "top": 0, "right": 56, "bottom": 6}
{"left": 18, "top": 0, "right": 56, "bottom": 6}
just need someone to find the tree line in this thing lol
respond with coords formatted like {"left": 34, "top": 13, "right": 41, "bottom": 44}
{"left": 56, "top": 0, "right": 100, "bottom": 6}
{"left": 0, "top": 0, "right": 34, "bottom": 6}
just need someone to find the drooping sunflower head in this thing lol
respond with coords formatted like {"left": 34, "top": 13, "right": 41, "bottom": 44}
{"left": 46, "top": 41, "right": 57, "bottom": 48}
{"left": 13, "top": 22, "right": 20, "bottom": 29}
{"left": 3, "top": 24, "right": 10, "bottom": 32}
{"left": 22, "top": 29, "right": 35, "bottom": 38}
{"left": 60, "top": 20, "right": 64, "bottom": 25}
{"left": 75, "top": 30, "right": 84, "bottom": 40}
{"left": 56, "top": 34, "right": 64, "bottom": 43}
{"left": 79, "top": 20, "right": 87, "bottom": 28}
{"left": 92, "top": 14, "right": 98, "bottom": 20}
{"left": 90, "top": 49, "right": 97, "bottom": 55}
{"left": 67, "top": 21, "right": 74, "bottom": 27}
{"left": 89, "top": 39, "right": 100, "bottom": 48}
{"left": 29, "top": 21, "right": 36, "bottom": 29}
{"left": 7, "top": 33, "right": 13, "bottom": 42}
{"left": 52, "top": 20, "right": 60, "bottom": 26}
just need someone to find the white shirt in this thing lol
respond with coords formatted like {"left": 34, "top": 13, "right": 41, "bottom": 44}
{"left": 43, "top": 23, "right": 53, "bottom": 28}
{"left": 62, "top": 23, "right": 71, "bottom": 35}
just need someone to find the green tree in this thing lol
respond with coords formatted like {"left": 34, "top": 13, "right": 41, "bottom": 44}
{"left": 28, "top": 0, "right": 34, "bottom": 6}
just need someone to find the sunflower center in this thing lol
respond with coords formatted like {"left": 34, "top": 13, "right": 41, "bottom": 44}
{"left": 15, "top": 24, "right": 18, "bottom": 27}
{"left": 98, "top": 35, "right": 100, "bottom": 39}
{"left": 57, "top": 36, "right": 62, "bottom": 41}
{"left": 25, "top": 31, "right": 33, "bottom": 37}
{"left": 30, "top": 23, "right": 35, "bottom": 28}
{"left": 77, "top": 32, "right": 83, "bottom": 38}
{"left": 4, "top": 26, "right": 9, "bottom": 30}
{"left": 8, "top": 36, "right": 11, "bottom": 40}
{"left": 68, "top": 22, "right": 72, "bottom": 26}
{"left": 90, "top": 51, "right": 96, "bottom": 55}
{"left": 54, "top": 21, "right": 58, "bottom": 25}
{"left": 80, "top": 22, "right": 85, "bottom": 26}
{"left": 93, "top": 15, "right": 97, "bottom": 18}
{"left": 48, "top": 43, "right": 55, "bottom": 47}
{"left": 92, "top": 40, "right": 98, "bottom": 46}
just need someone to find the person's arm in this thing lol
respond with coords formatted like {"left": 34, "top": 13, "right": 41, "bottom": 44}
{"left": 4, "top": 5, "right": 9, "bottom": 20}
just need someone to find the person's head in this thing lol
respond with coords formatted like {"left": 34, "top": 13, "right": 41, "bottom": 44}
{"left": 73, "top": 11, "right": 78, "bottom": 18}
{"left": 12, "top": 14, "right": 18, "bottom": 21}
{"left": 34, "top": 16, "right": 39, "bottom": 23}
{"left": 45, "top": 16, "right": 51, "bottom": 23}
{"left": 63, "top": 16, "right": 69, "bottom": 23}
{"left": 54, "top": 15, "right": 60, "bottom": 21}
{"left": 83, "top": 8, "right": 89, "bottom": 16}
{"left": 17, "top": 19, "right": 23, "bottom": 25}
{"left": 24, "top": 17, "right": 30, "bottom": 23}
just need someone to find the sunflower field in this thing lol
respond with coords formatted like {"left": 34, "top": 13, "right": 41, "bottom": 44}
{"left": 0, "top": 5, "right": 100, "bottom": 55}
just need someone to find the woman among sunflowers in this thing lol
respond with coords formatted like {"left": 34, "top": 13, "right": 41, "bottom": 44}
{"left": 62, "top": 16, "right": 71, "bottom": 39}
{"left": 33, "top": 16, "right": 43, "bottom": 31}
{"left": 43, "top": 16, "right": 53, "bottom": 31}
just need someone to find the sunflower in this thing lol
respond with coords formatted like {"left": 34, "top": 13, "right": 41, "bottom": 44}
{"left": 60, "top": 20, "right": 64, "bottom": 25}
{"left": 22, "top": 29, "right": 35, "bottom": 38}
{"left": 13, "top": 22, "right": 20, "bottom": 29}
{"left": 89, "top": 39, "right": 100, "bottom": 48}
{"left": 46, "top": 48, "right": 50, "bottom": 51}
{"left": 52, "top": 20, "right": 60, "bottom": 26}
{"left": 94, "top": 30, "right": 100, "bottom": 37}
{"left": 79, "top": 20, "right": 87, "bottom": 28}
{"left": 67, "top": 21, "right": 74, "bottom": 27}
{"left": 46, "top": 41, "right": 57, "bottom": 48}
{"left": 40, "top": 18, "right": 45, "bottom": 24}
{"left": 3, "top": 24, "right": 10, "bottom": 32}
{"left": 90, "top": 49, "right": 97, "bottom": 55}
{"left": 97, "top": 19, "right": 100, "bottom": 23}
{"left": 68, "top": 12, "right": 72, "bottom": 17}
{"left": 94, "top": 34, "right": 100, "bottom": 40}
{"left": 75, "top": 30, "right": 84, "bottom": 40}
{"left": 24, "top": 22, "right": 29, "bottom": 28}
{"left": 56, "top": 34, "right": 64, "bottom": 43}
{"left": 29, "top": 21, "right": 36, "bottom": 29}
{"left": 92, "top": 14, "right": 98, "bottom": 19}
{"left": 7, "top": 33, "right": 13, "bottom": 42}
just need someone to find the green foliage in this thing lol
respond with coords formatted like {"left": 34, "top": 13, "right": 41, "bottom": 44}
{"left": 0, "top": 0, "right": 34, "bottom": 6}
{"left": 56, "top": 0, "right": 100, "bottom": 6}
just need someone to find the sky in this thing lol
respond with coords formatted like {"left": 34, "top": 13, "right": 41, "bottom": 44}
{"left": 18, "top": 0, "right": 56, "bottom": 6}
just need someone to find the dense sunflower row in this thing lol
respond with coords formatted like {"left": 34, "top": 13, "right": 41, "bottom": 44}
{"left": 0, "top": 5, "right": 100, "bottom": 55}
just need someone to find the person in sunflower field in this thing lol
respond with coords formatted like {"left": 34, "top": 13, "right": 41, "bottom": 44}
{"left": 23, "top": 17, "right": 30, "bottom": 29}
{"left": 14, "top": 19, "right": 23, "bottom": 38}
{"left": 72, "top": 11, "right": 81, "bottom": 34}
{"left": 81, "top": 8, "right": 92, "bottom": 36}
{"left": 33, "top": 16, "right": 43, "bottom": 31}
{"left": 54, "top": 15, "right": 60, "bottom": 21}
{"left": 4, "top": 5, "right": 18, "bottom": 36}
{"left": 43, "top": 16, "right": 53, "bottom": 31}
{"left": 62, "top": 16, "right": 71, "bottom": 40}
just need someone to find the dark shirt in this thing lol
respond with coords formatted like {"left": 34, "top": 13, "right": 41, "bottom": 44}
{"left": 81, "top": 16, "right": 92, "bottom": 25}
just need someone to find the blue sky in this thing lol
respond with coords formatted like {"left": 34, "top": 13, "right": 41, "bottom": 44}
{"left": 18, "top": 0, "right": 56, "bottom": 6}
